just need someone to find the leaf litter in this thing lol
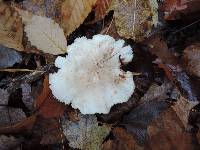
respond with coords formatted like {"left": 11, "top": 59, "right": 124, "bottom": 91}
{"left": 0, "top": 0, "right": 200, "bottom": 149}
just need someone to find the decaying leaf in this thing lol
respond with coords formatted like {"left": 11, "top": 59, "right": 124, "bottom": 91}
{"left": 162, "top": 0, "right": 188, "bottom": 20}
{"left": 0, "top": 135, "right": 23, "bottom": 150}
{"left": 0, "top": 88, "right": 9, "bottom": 105}
{"left": 62, "top": 114, "right": 110, "bottom": 150}
{"left": 122, "top": 101, "right": 169, "bottom": 145}
{"left": 61, "top": 0, "right": 97, "bottom": 36}
{"left": 113, "top": 0, "right": 158, "bottom": 41}
{"left": 94, "top": 0, "right": 113, "bottom": 21}
{"left": 0, "top": 2, "right": 23, "bottom": 51}
{"left": 144, "top": 34, "right": 179, "bottom": 65}
{"left": 100, "top": 19, "right": 120, "bottom": 39}
{"left": 32, "top": 116, "right": 62, "bottom": 145}
{"left": 21, "top": 83, "right": 34, "bottom": 110}
{"left": 0, "top": 45, "right": 22, "bottom": 68}
{"left": 0, "top": 115, "right": 36, "bottom": 134}
{"left": 0, "top": 106, "right": 26, "bottom": 126}
{"left": 35, "top": 76, "right": 65, "bottom": 118}
{"left": 17, "top": 9, "right": 67, "bottom": 55}
{"left": 183, "top": 43, "right": 200, "bottom": 77}
{"left": 140, "top": 80, "right": 173, "bottom": 104}
{"left": 171, "top": 95, "right": 198, "bottom": 129}
{"left": 110, "top": 127, "right": 143, "bottom": 150}
{"left": 147, "top": 107, "right": 199, "bottom": 150}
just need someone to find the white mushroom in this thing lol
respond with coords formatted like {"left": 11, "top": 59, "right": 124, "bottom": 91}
{"left": 49, "top": 34, "right": 135, "bottom": 114}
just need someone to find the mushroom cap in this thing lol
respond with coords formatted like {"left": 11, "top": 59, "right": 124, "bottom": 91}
{"left": 49, "top": 34, "right": 135, "bottom": 114}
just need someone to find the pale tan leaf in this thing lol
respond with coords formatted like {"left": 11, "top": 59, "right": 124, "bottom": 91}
{"left": 17, "top": 9, "right": 67, "bottom": 55}
{"left": 0, "top": 2, "right": 23, "bottom": 51}
{"left": 61, "top": 0, "right": 97, "bottom": 36}
{"left": 113, "top": 0, "right": 158, "bottom": 41}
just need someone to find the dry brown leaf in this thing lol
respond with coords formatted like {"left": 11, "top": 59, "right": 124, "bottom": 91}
{"left": 100, "top": 19, "right": 121, "bottom": 39}
{"left": 146, "top": 107, "right": 199, "bottom": 150}
{"left": 94, "top": 0, "right": 113, "bottom": 21}
{"left": 113, "top": 0, "right": 158, "bottom": 41}
{"left": 144, "top": 34, "right": 179, "bottom": 65}
{"left": 21, "top": 0, "right": 96, "bottom": 36}
{"left": 0, "top": 115, "right": 36, "bottom": 134}
{"left": 32, "top": 116, "right": 63, "bottom": 145}
{"left": 34, "top": 76, "right": 65, "bottom": 118}
{"left": 111, "top": 127, "right": 143, "bottom": 150}
{"left": 171, "top": 95, "right": 198, "bottom": 129}
{"left": 61, "top": 0, "right": 97, "bottom": 36}
{"left": 183, "top": 43, "right": 200, "bottom": 77}
{"left": 0, "top": 2, "right": 23, "bottom": 51}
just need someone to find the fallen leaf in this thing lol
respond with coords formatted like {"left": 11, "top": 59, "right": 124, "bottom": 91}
{"left": 111, "top": 127, "right": 143, "bottom": 150}
{"left": 0, "top": 1, "right": 24, "bottom": 51}
{"left": 62, "top": 114, "right": 111, "bottom": 150}
{"left": 94, "top": 0, "right": 112, "bottom": 21}
{"left": 0, "top": 106, "right": 26, "bottom": 126}
{"left": 32, "top": 116, "right": 62, "bottom": 145}
{"left": 21, "top": 0, "right": 96, "bottom": 36}
{"left": 183, "top": 43, "right": 200, "bottom": 77}
{"left": 17, "top": 8, "right": 67, "bottom": 55}
{"left": 122, "top": 101, "right": 169, "bottom": 145}
{"left": 144, "top": 34, "right": 179, "bottom": 65}
{"left": 21, "top": 0, "right": 63, "bottom": 19}
{"left": 113, "top": 0, "right": 158, "bottom": 41}
{"left": 0, "top": 135, "right": 23, "bottom": 150}
{"left": 21, "top": 83, "right": 34, "bottom": 110}
{"left": 156, "top": 61, "right": 198, "bottom": 102}
{"left": 100, "top": 19, "right": 121, "bottom": 39}
{"left": 0, "top": 88, "right": 9, "bottom": 105}
{"left": 61, "top": 0, "right": 97, "bottom": 36}
{"left": 0, "top": 115, "right": 36, "bottom": 134}
{"left": 140, "top": 80, "right": 173, "bottom": 104}
{"left": 146, "top": 107, "right": 199, "bottom": 150}
{"left": 35, "top": 76, "right": 65, "bottom": 118}
{"left": 0, "top": 45, "right": 22, "bottom": 68}
{"left": 197, "top": 130, "right": 200, "bottom": 144}
{"left": 171, "top": 95, "right": 198, "bottom": 129}
{"left": 162, "top": 0, "right": 187, "bottom": 20}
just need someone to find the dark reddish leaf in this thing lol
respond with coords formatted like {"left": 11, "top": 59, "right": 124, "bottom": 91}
{"left": 34, "top": 76, "right": 65, "bottom": 118}
{"left": 146, "top": 107, "right": 199, "bottom": 150}
{"left": 144, "top": 35, "right": 179, "bottom": 65}
{"left": 183, "top": 43, "right": 200, "bottom": 77}
{"left": 94, "top": 0, "right": 112, "bottom": 21}
{"left": 32, "top": 116, "right": 63, "bottom": 145}
{"left": 103, "top": 127, "right": 143, "bottom": 150}
{"left": 0, "top": 115, "right": 36, "bottom": 134}
{"left": 162, "top": 0, "right": 188, "bottom": 20}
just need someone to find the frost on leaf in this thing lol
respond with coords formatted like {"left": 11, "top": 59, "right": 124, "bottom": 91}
{"left": 49, "top": 34, "right": 135, "bottom": 114}
{"left": 113, "top": 0, "right": 158, "bottom": 41}
{"left": 17, "top": 9, "right": 67, "bottom": 55}
{"left": 62, "top": 114, "right": 110, "bottom": 150}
